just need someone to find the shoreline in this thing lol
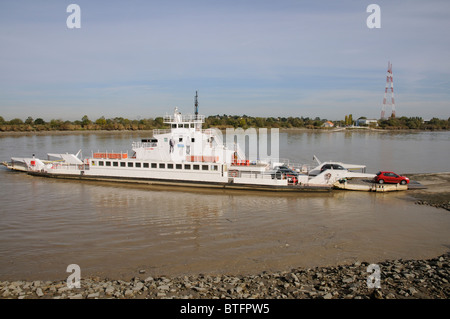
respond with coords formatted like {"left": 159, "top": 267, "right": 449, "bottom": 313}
{"left": 404, "top": 172, "right": 450, "bottom": 211}
{"left": 1, "top": 253, "right": 448, "bottom": 299}
{"left": 1, "top": 127, "right": 448, "bottom": 137}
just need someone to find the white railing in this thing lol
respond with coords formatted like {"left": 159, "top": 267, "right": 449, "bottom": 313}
{"left": 153, "top": 129, "right": 171, "bottom": 135}
{"left": 164, "top": 114, "right": 205, "bottom": 123}
{"left": 239, "top": 172, "right": 274, "bottom": 179}
{"left": 132, "top": 141, "right": 157, "bottom": 149}
{"left": 51, "top": 164, "right": 88, "bottom": 171}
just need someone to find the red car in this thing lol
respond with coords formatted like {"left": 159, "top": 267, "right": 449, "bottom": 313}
{"left": 374, "top": 171, "right": 409, "bottom": 185}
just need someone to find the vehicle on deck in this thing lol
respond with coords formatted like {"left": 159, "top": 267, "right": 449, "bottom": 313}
{"left": 271, "top": 166, "right": 299, "bottom": 180}
{"left": 320, "top": 164, "right": 346, "bottom": 172}
{"left": 374, "top": 171, "right": 409, "bottom": 185}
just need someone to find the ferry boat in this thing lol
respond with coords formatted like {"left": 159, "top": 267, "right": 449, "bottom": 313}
{"left": 2, "top": 93, "right": 376, "bottom": 192}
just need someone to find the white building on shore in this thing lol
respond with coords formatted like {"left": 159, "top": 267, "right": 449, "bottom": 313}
{"left": 356, "top": 118, "right": 378, "bottom": 126}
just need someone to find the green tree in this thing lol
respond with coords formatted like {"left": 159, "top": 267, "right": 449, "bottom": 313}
{"left": 95, "top": 116, "right": 107, "bottom": 126}
{"left": 34, "top": 118, "right": 46, "bottom": 125}
{"left": 9, "top": 118, "right": 23, "bottom": 125}
{"left": 154, "top": 117, "right": 164, "bottom": 127}
{"left": 50, "top": 119, "right": 63, "bottom": 129}
{"left": 81, "top": 115, "right": 91, "bottom": 126}
{"left": 25, "top": 116, "right": 34, "bottom": 125}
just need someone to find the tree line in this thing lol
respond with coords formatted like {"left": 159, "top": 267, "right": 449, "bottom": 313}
{"left": 0, "top": 114, "right": 449, "bottom": 132}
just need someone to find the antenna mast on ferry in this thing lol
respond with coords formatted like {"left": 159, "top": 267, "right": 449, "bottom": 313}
{"left": 194, "top": 90, "right": 199, "bottom": 119}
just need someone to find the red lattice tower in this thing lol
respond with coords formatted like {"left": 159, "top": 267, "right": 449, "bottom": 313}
{"left": 381, "top": 61, "right": 395, "bottom": 119}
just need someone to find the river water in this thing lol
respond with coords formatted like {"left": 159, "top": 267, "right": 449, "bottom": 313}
{"left": 0, "top": 130, "right": 449, "bottom": 281}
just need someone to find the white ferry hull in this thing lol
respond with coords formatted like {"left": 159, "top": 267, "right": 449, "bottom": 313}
{"left": 26, "top": 170, "right": 332, "bottom": 192}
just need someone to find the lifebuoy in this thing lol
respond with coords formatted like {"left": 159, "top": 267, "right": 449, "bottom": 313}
{"left": 229, "top": 170, "right": 238, "bottom": 177}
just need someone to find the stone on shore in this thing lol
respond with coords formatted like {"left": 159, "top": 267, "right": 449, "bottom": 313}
{"left": 0, "top": 253, "right": 448, "bottom": 299}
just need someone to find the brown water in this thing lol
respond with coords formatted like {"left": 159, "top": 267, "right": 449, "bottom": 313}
{"left": 0, "top": 131, "right": 449, "bottom": 281}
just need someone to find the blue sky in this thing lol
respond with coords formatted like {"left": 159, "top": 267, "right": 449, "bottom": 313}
{"left": 0, "top": 0, "right": 449, "bottom": 121}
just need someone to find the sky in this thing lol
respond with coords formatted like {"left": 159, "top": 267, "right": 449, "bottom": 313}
{"left": 0, "top": 0, "right": 449, "bottom": 121}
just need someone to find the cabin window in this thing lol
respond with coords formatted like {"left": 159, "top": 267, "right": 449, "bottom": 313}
{"left": 106, "top": 161, "right": 111, "bottom": 166}
{"left": 179, "top": 137, "right": 183, "bottom": 142}
{"left": 193, "top": 164, "right": 200, "bottom": 170}
{"left": 168, "top": 164, "right": 174, "bottom": 169}
{"left": 151, "top": 163, "right": 157, "bottom": 168}
{"left": 113, "top": 162, "right": 118, "bottom": 167}
{"left": 212, "top": 165, "right": 218, "bottom": 171}
{"left": 143, "top": 163, "right": 149, "bottom": 168}
{"left": 128, "top": 162, "right": 133, "bottom": 168}
{"left": 176, "top": 164, "right": 182, "bottom": 169}
{"left": 190, "top": 123, "right": 194, "bottom": 128}
{"left": 202, "top": 165, "right": 209, "bottom": 171}
{"left": 184, "top": 124, "right": 189, "bottom": 128}
{"left": 91, "top": 161, "right": 96, "bottom": 166}
{"left": 191, "top": 138, "right": 195, "bottom": 143}
{"left": 120, "top": 162, "right": 126, "bottom": 167}
{"left": 178, "top": 124, "right": 183, "bottom": 128}
{"left": 184, "top": 164, "right": 191, "bottom": 170}
{"left": 136, "top": 162, "right": 141, "bottom": 168}
{"left": 159, "top": 163, "right": 165, "bottom": 169}
{"left": 171, "top": 124, "right": 176, "bottom": 128}
{"left": 98, "top": 161, "right": 104, "bottom": 166}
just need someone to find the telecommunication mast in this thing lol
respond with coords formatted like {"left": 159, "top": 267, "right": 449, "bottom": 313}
{"left": 381, "top": 61, "right": 395, "bottom": 119}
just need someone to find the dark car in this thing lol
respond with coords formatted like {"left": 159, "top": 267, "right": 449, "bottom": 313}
{"left": 272, "top": 167, "right": 299, "bottom": 180}
{"left": 374, "top": 171, "right": 409, "bottom": 185}
{"left": 320, "top": 164, "right": 346, "bottom": 172}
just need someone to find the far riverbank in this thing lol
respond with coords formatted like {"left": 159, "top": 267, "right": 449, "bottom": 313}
{"left": 1, "top": 127, "right": 448, "bottom": 137}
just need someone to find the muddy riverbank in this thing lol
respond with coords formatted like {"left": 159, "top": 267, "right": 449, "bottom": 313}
{"left": 405, "top": 172, "right": 450, "bottom": 211}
